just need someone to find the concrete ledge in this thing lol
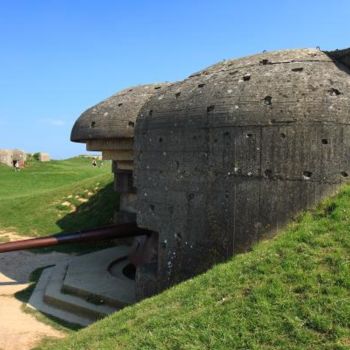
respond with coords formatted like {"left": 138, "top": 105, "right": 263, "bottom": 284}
{"left": 44, "top": 262, "right": 117, "bottom": 321}
{"left": 62, "top": 246, "right": 136, "bottom": 308}
{"left": 27, "top": 267, "right": 93, "bottom": 327}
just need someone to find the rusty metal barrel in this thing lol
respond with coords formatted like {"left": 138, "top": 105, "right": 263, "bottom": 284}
{"left": 0, "top": 223, "right": 150, "bottom": 253}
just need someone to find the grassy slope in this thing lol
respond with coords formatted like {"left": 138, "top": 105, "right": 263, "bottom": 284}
{"left": 0, "top": 158, "right": 117, "bottom": 236}
{"left": 38, "top": 187, "right": 350, "bottom": 350}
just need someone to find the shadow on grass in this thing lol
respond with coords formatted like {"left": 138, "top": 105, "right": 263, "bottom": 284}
{"left": 35, "top": 182, "right": 120, "bottom": 255}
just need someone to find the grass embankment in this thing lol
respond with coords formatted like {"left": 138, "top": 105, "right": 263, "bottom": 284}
{"left": 38, "top": 187, "right": 349, "bottom": 350}
{"left": 0, "top": 157, "right": 117, "bottom": 237}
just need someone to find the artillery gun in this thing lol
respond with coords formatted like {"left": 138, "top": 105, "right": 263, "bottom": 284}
{"left": 1, "top": 47, "right": 350, "bottom": 323}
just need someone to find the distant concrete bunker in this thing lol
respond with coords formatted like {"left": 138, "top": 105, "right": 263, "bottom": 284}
{"left": 71, "top": 47, "right": 350, "bottom": 299}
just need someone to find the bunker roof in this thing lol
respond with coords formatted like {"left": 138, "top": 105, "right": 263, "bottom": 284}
{"left": 137, "top": 48, "right": 350, "bottom": 131}
{"left": 71, "top": 83, "right": 171, "bottom": 142}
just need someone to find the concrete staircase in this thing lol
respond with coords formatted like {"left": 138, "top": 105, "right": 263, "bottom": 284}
{"left": 27, "top": 246, "right": 136, "bottom": 326}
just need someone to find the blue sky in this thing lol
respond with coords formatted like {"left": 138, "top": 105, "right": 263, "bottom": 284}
{"left": 0, "top": 0, "right": 349, "bottom": 159}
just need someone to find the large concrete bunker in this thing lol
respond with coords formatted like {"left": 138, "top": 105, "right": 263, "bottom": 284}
{"left": 72, "top": 47, "right": 350, "bottom": 300}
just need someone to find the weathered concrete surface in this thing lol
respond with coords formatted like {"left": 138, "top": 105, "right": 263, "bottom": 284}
{"left": 135, "top": 48, "right": 350, "bottom": 292}
{"left": 28, "top": 267, "right": 93, "bottom": 327}
{"left": 71, "top": 84, "right": 171, "bottom": 142}
{"left": 70, "top": 47, "right": 350, "bottom": 301}
{"left": 28, "top": 246, "right": 136, "bottom": 326}
{"left": 71, "top": 83, "right": 171, "bottom": 224}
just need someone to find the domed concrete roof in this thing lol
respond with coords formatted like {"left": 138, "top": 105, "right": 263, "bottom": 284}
{"left": 137, "top": 48, "right": 350, "bottom": 129}
{"left": 71, "top": 83, "right": 171, "bottom": 142}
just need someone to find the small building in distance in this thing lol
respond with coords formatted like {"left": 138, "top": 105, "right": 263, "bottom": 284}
{"left": 38, "top": 152, "right": 50, "bottom": 162}
{"left": 0, "top": 149, "right": 27, "bottom": 167}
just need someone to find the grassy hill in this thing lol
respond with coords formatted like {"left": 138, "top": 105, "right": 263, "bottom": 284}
{"left": 36, "top": 186, "right": 350, "bottom": 350}
{"left": 0, "top": 157, "right": 117, "bottom": 237}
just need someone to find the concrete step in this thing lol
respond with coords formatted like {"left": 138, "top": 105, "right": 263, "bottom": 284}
{"left": 27, "top": 246, "right": 137, "bottom": 327}
{"left": 62, "top": 246, "right": 136, "bottom": 308}
{"left": 27, "top": 267, "right": 93, "bottom": 327}
{"left": 44, "top": 262, "right": 117, "bottom": 321}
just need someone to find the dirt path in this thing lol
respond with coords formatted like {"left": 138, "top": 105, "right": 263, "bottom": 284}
{"left": 0, "top": 231, "right": 70, "bottom": 350}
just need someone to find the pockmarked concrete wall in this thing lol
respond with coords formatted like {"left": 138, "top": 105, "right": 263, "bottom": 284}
{"left": 134, "top": 48, "right": 350, "bottom": 292}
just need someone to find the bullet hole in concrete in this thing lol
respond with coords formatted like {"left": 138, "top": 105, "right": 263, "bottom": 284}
{"left": 159, "top": 137, "right": 163, "bottom": 143}
{"left": 341, "top": 171, "right": 348, "bottom": 177}
{"left": 175, "top": 160, "right": 180, "bottom": 170}
{"left": 128, "top": 121, "right": 135, "bottom": 128}
{"left": 246, "top": 133, "right": 253, "bottom": 138}
{"left": 150, "top": 204, "right": 155, "bottom": 212}
{"left": 264, "top": 169, "right": 273, "bottom": 179}
{"left": 118, "top": 103, "right": 123, "bottom": 107}
{"left": 207, "top": 105, "right": 215, "bottom": 112}
{"left": 303, "top": 171, "right": 312, "bottom": 179}
{"left": 264, "top": 96, "right": 272, "bottom": 105}
{"left": 329, "top": 88, "right": 341, "bottom": 96}
{"left": 322, "top": 139, "right": 328, "bottom": 144}
{"left": 292, "top": 67, "right": 304, "bottom": 72}
{"left": 154, "top": 86, "right": 161, "bottom": 90}
{"left": 175, "top": 233, "right": 182, "bottom": 243}
{"left": 243, "top": 74, "right": 251, "bottom": 81}
{"left": 223, "top": 131, "right": 230, "bottom": 138}
{"left": 188, "top": 193, "right": 195, "bottom": 200}
{"left": 260, "top": 59, "right": 270, "bottom": 65}
{"left": 280, "top": 133, "right": 286, "bottom": 138}
{"left": 175, "top": 92, "right": 181, "bottom": 98}
{"left": 198, "top": 83, "right": 205, "bottom": 88}
{"left": 90, "top": 121, "right": 96, "bottom": 128}
{"left": 225, "top": 192, "right": 230, "bottom": 199}
{"left": 149, "top": 110, "right": 153, "bottom": 116}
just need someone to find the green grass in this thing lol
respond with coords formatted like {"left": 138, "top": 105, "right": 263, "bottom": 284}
{"left": 0, "top": 157, "right": 118, "bottom": 237}
{"left": 36, "top": 186, "right": 350, "bottom": 350}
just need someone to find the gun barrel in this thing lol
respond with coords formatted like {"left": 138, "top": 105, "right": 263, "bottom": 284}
{"left": 0, "top": 223, "right": 150, "bottom": 253}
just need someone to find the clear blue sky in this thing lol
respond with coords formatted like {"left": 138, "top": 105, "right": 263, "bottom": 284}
{"left": 1, "top": 0, "right": 349, "bottom": 159}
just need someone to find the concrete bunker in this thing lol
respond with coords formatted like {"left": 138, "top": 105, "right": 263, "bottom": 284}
{"left": 72, "top": 48, "right": 350, "bottom": 300}
{"left": 2, "top": 47, "right": 350, "bottom": 326}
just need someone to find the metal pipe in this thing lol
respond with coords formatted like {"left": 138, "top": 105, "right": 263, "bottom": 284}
{"left": 0, "top": 223, "right": 150, "bottom": 253}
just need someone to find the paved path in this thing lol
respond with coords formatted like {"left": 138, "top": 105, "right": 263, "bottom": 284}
{"left": 0, "top": 231, "right": 69, "bottom": 350}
